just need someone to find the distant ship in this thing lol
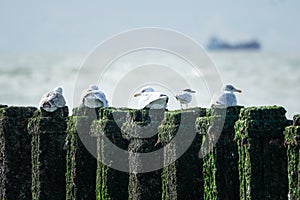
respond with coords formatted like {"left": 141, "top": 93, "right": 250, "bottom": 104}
{"left": 207, "top": 36, "right": 261, "bottom": 50}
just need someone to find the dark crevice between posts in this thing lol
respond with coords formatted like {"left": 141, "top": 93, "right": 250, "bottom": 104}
{"left": 196, "top": 106, "right": 242, "bottom": 200}
{"left": 159, "top": 108, "right": 206, "bottom": 200}
{"left": 28, "top": 107, "right": 68, "bottom": 200}
{"left": 122, "top": 109, "right": 165, "bottom": 200}
{"left": 91, "top": 107, "right": 129, "bottom": 200}
{"left": 0, "top": 106, "right": 36, "bottom": 200}
{"left": 284, "top": 114, "right": 300, "bottom": 199}
{"left": 235, "top": 106, "right": 289, "bottom": 200}
{"left": 65, "top": 107, "right": 99, "bottom": 200}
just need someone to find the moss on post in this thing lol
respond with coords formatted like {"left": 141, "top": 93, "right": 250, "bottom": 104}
{"left": 28, "top": 107, "right": 68, "bottom": 200}
{"left": 121, "top": 109, "right": 165, "bottom": 200}
{"left": 65, "top": 107, "right": 98, "bottom": 200}
{"left": 293, "top": 114, "right": 300, "bottom": 126}
{"left": 196, "top": 106, "right": 242, "bottom": 200}
{"left": 0, "top": 104, "right": 296, "bottom": 199}
{"left": 284, "top": 116, "right": 300, "bottom": 199}
{"left": 91, "top": 107, "right": 129, "bottom": 200}
{"left": 159, "top": 108, "right": 206, "bottom": 200}
{"left": 0, "top": 106, "right": 36, "bottom": 200}
{"left": 235, "top": 106, "right": 288, "bottom": 200}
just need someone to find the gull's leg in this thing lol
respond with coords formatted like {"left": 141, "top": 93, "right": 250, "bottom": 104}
{"left": 180, "top": 104, "right": 183, "bottom": 110}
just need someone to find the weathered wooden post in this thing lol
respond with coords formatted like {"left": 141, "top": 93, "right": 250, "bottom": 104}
{"left": 196, "top": 106, "right": 242, "bottom": 200}
{"left": 91, "top": 108, "right": 129, "bottom": 200}
{"left": 122, "top": 109, "right": 165, "bottom": 200}
{"left": 235, "top": 106, "right": 288, "bottom": 200}
{"left": 284, "top": 114, "right": 300, "bottom": 199}
{"left": 0, "top": 106, "right": 36, "bottom": 200}
{"left": 160, "top": 108, "right": 206, "bottom": 200}
{"left": 65, "top": 107, "right": 98, "bottom": 200}
{"left": 28, "top": 107, "right": 68, "bottom": 200}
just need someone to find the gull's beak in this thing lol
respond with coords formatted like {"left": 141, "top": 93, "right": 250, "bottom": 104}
{"left": 235, "top": 89, "right": 242, "bottom": 93}
{"left": 191, "top": 90, "right": 196, "bottom": 93}
{"left": 134, "top": 93, "right": 140, "bottom": 97}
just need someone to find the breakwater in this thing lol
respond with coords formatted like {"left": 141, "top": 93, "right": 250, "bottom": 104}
{"left": 0, "top": 104, "right": 298, "bottom": 200}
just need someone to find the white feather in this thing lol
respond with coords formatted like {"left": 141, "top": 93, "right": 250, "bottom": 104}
{"left": 80, "top": 86, "right": 109, "bottom": 108}
{"left": 175, "top": 89, "right": 195, "bottom": 108}
{"left": 39, "top": 87, "right": 66, "bottom": 112}
{"left": 136, "top": 87, "right": 168, "bottom": 109}
{"left": 211, "top": 84, "right": 241, "bottom": 107}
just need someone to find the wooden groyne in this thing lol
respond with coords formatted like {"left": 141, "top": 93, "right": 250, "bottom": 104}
{"left": 0, "top": 105, "right": 298, "bottom": 200}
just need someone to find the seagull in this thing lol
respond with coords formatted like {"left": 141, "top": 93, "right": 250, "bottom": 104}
{"left": 175, "top": 89, "right": 196, "bottom": 109}
{"left": 212, "top": 84, "right": 242, "bottom": 107}
{"left": 80, "top": 85, "right": 109, "bottom": 108}
{"left": 39, "top": 87, "right": 66, "bottom": 112}
{"left": 134, "top": 87, "right": 169, "bottom": 109}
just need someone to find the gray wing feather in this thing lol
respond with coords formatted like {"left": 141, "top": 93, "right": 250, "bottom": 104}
{"left": 48, "top": 92, "right": 66, "bottom": 107}
{"left": 175, "top": 93, "right": 192, "bottom": 104}
{"left": 94, "top": 91, "right": 109, "bottom": 107}
{"left": 216, "top": 92, "right": 237, "bottom": 106}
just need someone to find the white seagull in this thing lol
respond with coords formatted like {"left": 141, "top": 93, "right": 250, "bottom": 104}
{"left": 134, "top": 87, "right": 169, "bottom": 109}
{"left": 80, "top": 85, "right": 109, "bottom": 108}
{"left": 175, "top": 89, "right": 196, "bottom": 109}
{"left": 39, "top": 87, "right": 66, "bottom": 112}
{"left": 212, "top": 84, "right": 242, "bottom": 107}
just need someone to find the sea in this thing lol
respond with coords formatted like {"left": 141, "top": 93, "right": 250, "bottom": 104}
{"left": 0, "top": 51, "right": 299, "bottom": 119}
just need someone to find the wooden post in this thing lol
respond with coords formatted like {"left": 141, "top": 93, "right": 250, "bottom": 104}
{"left": 196, "top": 106, "right": 242, "bottom": 200}
{"left": 0, "top": 106, "right": 36, "bottom": 200}
{"left": 65, "top": 107, "right": 98, "bottom": 200}
{"left": 160, "top": 108, "right": 206, "bottom": 200}
{"left": 284, "top": 114, "right": 300, "bottom": 199}
{"left": 235, "top": 106, "right": 288, "bottom": 200}
{"left": 122, "top": 109, "right": 165, "bottom": 200}
{"left": 28, "top": 107, "right": 68, "bottom": 200}
{"left": 91, "top": 108, "right": 129, "bottom": 200}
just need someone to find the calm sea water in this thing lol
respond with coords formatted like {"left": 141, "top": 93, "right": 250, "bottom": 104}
{"left": 0, "top": 51, "right": 299, "bottom": 118}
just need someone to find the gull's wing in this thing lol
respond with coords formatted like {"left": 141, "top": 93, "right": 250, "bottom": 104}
{"left": 147, "top": 94, "right": 169, "bottom": 109}
{"left": 39, "top": 91, "right": 53, "bottom": 108}
{"left": 214, "top": 91, "right": 237, "bottom": 107}
{"left": 48, "top": 92, "right": 66, "bottom": 107}
{"left": 39, "top": 91, "right": 65, "bottom": 111}
{"left": 175, "top": 92, "right": 192, "bottom": 104}
{"left": 138, "top": 92, "right": 168, "bottom": 109}
{"left": 93, "top": 90, "right": 109, "bottom": 107}
{"left": 81, "top": 89, "right": 109, "bottom": 107}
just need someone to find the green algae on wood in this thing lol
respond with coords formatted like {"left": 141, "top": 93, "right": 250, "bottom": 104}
{"left": 235, "top": 106, "right": 288, "bottom": 200}
{"left": 28, "top": 107, "right": 68, "bottom": 200}
{"left": 0, "top": 105, "right": 297, "bottom": 200}
{"left": 121, "top": 109, "right": 165, "bottom": 200}
{"left": 90, "top": 107, "right": 129, "bottom": 200}
{"left": 65, "top": 115, "right": 97, "bottom": 200}
{"left": 0, "top": 106, "right": 36, "bottom": 200}
{"left": 160, "top": 108, "right": 206, "bottom": 200}
{"left": 197, "top": 106, "right": 242, "bottom": 200}
{"left": 293, "top": 114, "right": 300, "bottom": 126}
{"left": 284, "top": 116, "right": 300, "bottom": 200}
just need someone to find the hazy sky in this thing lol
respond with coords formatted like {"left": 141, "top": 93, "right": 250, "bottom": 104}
{"left": 0, "top": 0, "right": 299, "bottom": 54}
